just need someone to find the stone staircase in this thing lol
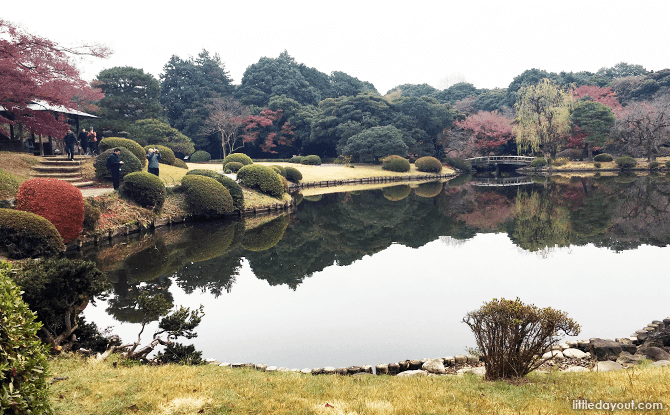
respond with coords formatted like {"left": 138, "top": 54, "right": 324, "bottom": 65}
{"left": 30, "top": 156, "right": 95, "bottom": 188}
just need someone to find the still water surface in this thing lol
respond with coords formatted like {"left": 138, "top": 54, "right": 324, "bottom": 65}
{"left": 80, "top": 174, "right": 670, "bottom": 368}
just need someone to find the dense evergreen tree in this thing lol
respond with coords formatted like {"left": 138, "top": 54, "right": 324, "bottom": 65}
{"left": 160, "top": 50, "right": 234, "bottom": 154}
{"left": 92, "top": 66, "right": 165, "bottom": 134}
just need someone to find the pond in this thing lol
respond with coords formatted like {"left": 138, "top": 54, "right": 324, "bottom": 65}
{"left": 76, "top": 174, "right": 670, "bottom": 369}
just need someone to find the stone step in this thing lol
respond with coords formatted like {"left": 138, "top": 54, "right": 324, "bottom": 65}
{"left": 30, "top": 172, "right": 83, "bottom": 178}
{"left": 72, "top": 181, "right": 95, "bottom": 188}
{"left": 31, "top": 165, "right": 82, "bottom": 173}
{"left": 38, "top": 160, "right": 83, "bottom": 166}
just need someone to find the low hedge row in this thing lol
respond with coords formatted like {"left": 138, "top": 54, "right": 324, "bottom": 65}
{"left": 99, "top": 137, "right": 147, "bottom": 167}
{"left": 180, "top": 175, "right": 234, "bottom": 218}
{"left": 16, "top": 178, "right": 84, "bottom": 243}
{"left": 222, "top": 153, "right": 253, "bottom": 170}
{"left": 121, "top": 172, "right": 167, "bottom": 210}
{"left": 414, "top": 156, "right": 442, "bottom": 173}
{"left": 382, "top": 155, "right": 410, "bottom": 172}
{"left": 185, "top": 169, "right": 245, "bottom": 211}
{"left": 237, "top": 165, "right": 285, "bottom": 198}
{"left": 0, "top": 208, "right": 65, "bottom": 258}
{"left": 301, "top": 155, "right": 321, "bottom": 165}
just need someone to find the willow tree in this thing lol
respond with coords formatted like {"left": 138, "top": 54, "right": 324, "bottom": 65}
{"left": 514, "top": 79, "right": 573, "bottom": 159}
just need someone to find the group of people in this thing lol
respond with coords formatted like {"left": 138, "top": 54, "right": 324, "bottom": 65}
{"left": 62, "top": 127, "right": 99, "bottom": 160}
{"left": 105, "top": 147, "right": 161, "bottom": 190}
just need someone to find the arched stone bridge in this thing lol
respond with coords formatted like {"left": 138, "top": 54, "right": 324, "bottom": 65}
{"left": 466, "top": 155, "right": 535, "bottom": 169}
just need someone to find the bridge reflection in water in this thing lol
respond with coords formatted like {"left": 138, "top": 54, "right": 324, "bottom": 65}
{"left": 468, "top": 176, "right": 533, "bottom": 187}
{"left": 466, "top": 155, "right": 534, "bottom": 170}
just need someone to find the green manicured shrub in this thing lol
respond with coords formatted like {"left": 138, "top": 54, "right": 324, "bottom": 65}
{"left": 181, "top": 175, "right": 234, "bottom": 218}
{"left": 0, "top": 169, "right": 22, "bottom": 200}
{"left": 445, "top": 156, "right": 472, "bottom": 172}
{"left": 83, "top": 199, "right": 100, "bottom": 232}
{"left": 242, "top": 215, "right": 289, "bottom": 251}
{"left": 414, "top": 156, "right": 443, "bottom": 173}
{"left": 16, "top": 178, "right": 84, "bottom": 243}
{"left": 552, "top": 157, "right": 569, "bottom": 166}
{"left": 649, "top": 161, "right": 660, "bottom": 170}
{"left": 594, "top": 162, "right": 601, "bottom": 168}
{"left": 382, "top": 184, "right": 411, "bottom": 201}
{"left": 301, "top": 155, "right": 321, "bottom": 165}
{"left": 414, "top": 181, "right": 443, "bottom": 198}
{"left": 237, "top": 165, "right": 285, "bottom": 198}
{"left": 666, "top": 161, "right": 670, "bottom": 169}
{"left": 530, "top": 157, "right": 548, "bottom": 167}
{"left": 284, "top": 166, "right": 303, "bottom": 183}
{"left": 615, "top": 156, "right": 637, "bottom": 169}
{"left": 290, "top": 155, "right": 304, "bottom": 164}
{"left": 189, "top": 150, "right": 211, "bottom": 163}
{"left": 594, "top": 153, "right": 614, "bottom": 162}
{"left": 382, "top": 155, "right": 410, "bottom": 172}
{"left": 0, "top": 262, "right": 52, "bottom": 414}
{"left": 0, "top": 208, "right": 64, "bottom": 259}
{"left": 95, "top": 147, "right": 143, "bottom": 179}
{"left": 185, "top": 169, "right": 244, "bottom": 211}
{"left": 227, "top": 161, "right": 244, "bottom": 172}
{"left": 463, "top": 297, "right": 580, "bottom": 381}
{"left": 222, "top": 153, "right": 253, "bottom": 170}
{"left": 121, "top": 172, "right": 167, "bottom": 209}
{"left": 99, "top": 136, "right": 147, "bottom": 167}
{"left": 173, "top": 158, "right": 188, "bottom": 169}
{"left": 144, "top": 145, "right": 176, "bottom": 166}
{"left": 270, "top": 165, "right": 286, "bottom": 177}
{"left": 279, "top": 175, "right": 290, "bottom": 193}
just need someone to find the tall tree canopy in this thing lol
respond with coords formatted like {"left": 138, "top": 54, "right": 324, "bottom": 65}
{"left": 160, "top": 50, "right": 233, "bottom": 154}
{"left": 569, "top": 101, "right": 616, "bottom": 159}
{"left": 0, "top": 19, "right": 107, "bottom": 138}
{"left": 92, "top": 66, "right": 164, "bottom": 134}
{"left": 615, "top": 96, "right": 670, "bottom": 161}
{"left": 514, "top": 79, "right": 574, "bottom": 158}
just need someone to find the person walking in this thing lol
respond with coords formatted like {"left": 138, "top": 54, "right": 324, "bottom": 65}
{"left": 78, "top": 128, "right": 89, "bottom": 155}
{"left": 106, "top": 148, "right": 124, "bottom": 190}
{"left": 146, "top": 147, "right": 161, "bottom": 176}
{"left": 87, "top": 127, "right": 97, "bottom": 155}
{"left": 63, "top": 129, "right": 77, "bottom": 160}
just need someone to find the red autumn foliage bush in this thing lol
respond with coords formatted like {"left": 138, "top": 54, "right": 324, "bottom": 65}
{"left": 16, "top": 178, "right": 84, "bottom": 243}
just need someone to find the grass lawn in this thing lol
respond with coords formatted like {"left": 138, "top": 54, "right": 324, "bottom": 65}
{"left": 48, "top": 354, "right": 670, "bottom": 415}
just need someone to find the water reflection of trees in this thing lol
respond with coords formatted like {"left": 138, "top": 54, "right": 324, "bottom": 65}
{"left": 79, "top": 174, "right": 670, "bottom": 304}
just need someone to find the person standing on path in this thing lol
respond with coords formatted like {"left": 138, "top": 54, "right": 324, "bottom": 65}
{"left": 106, "top": 148, "right": 124, "bottom": 190}
{"left": 146, "top": 147, "right": 161, "bottom": 176}
{"left": 87, "top": 127, "right": 97, "bottom": 155}
{"left": 78, "top": 128, "right": 89, "bottom": 155}
{"left": 63, "top": 129, "right": 77, "bottom": 160}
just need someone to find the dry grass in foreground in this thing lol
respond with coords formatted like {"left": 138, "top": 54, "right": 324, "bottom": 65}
{"left": 48, "top": 354, "right": 670, "bottom": 415}
{"left": 0, "top": 151, "right": 41, "bottom": 178}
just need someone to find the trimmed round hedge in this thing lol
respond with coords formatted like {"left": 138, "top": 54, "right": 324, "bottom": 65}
{"left": 227, "top": 162, "right": 244, "bottom": 172}
{"left": 241, "top": 215, "right": 289, "bottom": 251}
{"left": 16, "top": 178, "right": 84, "bottom": 243}
{"left": 382, "top": 155, "right": 410, "bottom": 172}
{"left": 0, "top": 263, "right": 52, "bottom": 414}
{"left": 593, "top": 153, "right": 614, "bottom": 162}
{"left": 445, "top": 156, "right": 472, "bottom": 172}
{"left": 284, "top": 166, "right": 303, "bottom": 183}
{"left": 0, "top": 208, "right": 65, "bottom": 258}
{"left": 185, "top": 169, "right": 245, "bottom": 211}
{"left": 99, "top": 137, "right": 147, "bottom": 167}
{"left": 301, "top": 155, "right": 321, "bottom": 165}
{"left": 290, "top": 155, "right": 304, "bottom": 164}
{"left": 270, "top": 165, "right": 286, "bottom": 177}
{"left": 95, "top": 147, "right": 143, "bottom": 179}
{"left": 382, "top": 184, "right": 411, "bottom": 201}
{"left": 530, "top": 157, "right": 548, "bottom": 167}
{"left": 222, "top": 153, "right": 253, "bottom": 170}
{"left": 181, "top": 175, "right": 234, "bottom": 218}
{"left": 189, "top": 150, "right": 211, "bottom": 163}
{"left": 237, "top": 165, "right": 285, "bottom": 198}
{"left": 415, "top": 156, "right": 443, "bottom": 173}
{"left": 0, "top": 169, "right": 21, "bottom": 200}
{"left": 144, "top": 145, "right": 176, "bottom": 166}
{"left": 414, "top": 181, "right": 443, "bottom": 198}
{"left": 615, "top": 156, "right": 637, "bottom": 169}
{"left": 173, "top": 158, "right": 188, "bottom": 169}
{"left": 121, "top": 172, "right": 167, "bottom": 210}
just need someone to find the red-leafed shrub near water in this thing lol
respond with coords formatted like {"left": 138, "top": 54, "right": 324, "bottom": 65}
{"left": 16, "top": 178, "right": 84, "bottom": 243}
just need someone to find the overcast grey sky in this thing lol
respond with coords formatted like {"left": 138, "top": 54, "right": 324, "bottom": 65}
{"left": 5, "top": 0, "right": 670, "bottom": 94}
